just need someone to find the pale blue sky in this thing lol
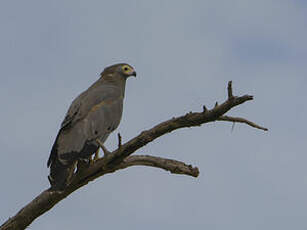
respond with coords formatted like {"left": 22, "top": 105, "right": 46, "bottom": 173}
{"left": 1, "top": 1, "right": 307, "bottom": 229}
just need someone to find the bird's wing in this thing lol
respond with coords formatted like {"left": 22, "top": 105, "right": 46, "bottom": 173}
{"left": 47, "top": 83, "right": 121, "bottom": 167}
{"left": 60, "top": 91, "right": 86, "bottom": 130}
{"left": 61, "top": 84, "right": 120, "bottom": 130}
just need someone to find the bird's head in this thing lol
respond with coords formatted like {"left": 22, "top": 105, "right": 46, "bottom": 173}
{"left": 118, "top": 63, "right": 137, "bottom": 78}
{"left": 100, "top": 63, "right": 136, "bottom": 81}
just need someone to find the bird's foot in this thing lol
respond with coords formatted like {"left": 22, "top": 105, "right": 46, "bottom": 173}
{"left": 89, "top": 148, "right": 100, "bottom": 164}
{"left": 96, "top": 139, "right": 111, "bottom": 158}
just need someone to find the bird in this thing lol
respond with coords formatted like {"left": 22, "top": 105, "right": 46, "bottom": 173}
{"left": 47, "top": 63, "right": 136, "bottom": 190}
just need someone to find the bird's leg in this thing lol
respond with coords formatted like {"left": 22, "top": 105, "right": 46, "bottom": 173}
{"left": 94, "top": 148, "right": 100, "bottom": 161}
{"left": 89, "top": 148, "right": 100, "bottom": 164}
{"left": 96, "top": 139, "right": 111, "bottom": 158}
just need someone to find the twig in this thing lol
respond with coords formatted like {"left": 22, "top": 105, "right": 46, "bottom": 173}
{"left": 228, "top": 81, "right": 233, "bottom": 99}
{"left": 202, "top": 105, "right": 207, "bottom": 113}
{"left": 117, "top": 133, "right": 122, "bottom": 149}
{"left": 218, "top": 115, "right": 268, "bottom": 131}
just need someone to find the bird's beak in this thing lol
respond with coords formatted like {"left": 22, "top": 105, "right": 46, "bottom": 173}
{"left": 131, "top": 71, "right": 137, "bottom": 77}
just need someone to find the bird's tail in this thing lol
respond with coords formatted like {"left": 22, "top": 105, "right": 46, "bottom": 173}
{"left": 48, "top": 157, "right": 75, "bottom": 191}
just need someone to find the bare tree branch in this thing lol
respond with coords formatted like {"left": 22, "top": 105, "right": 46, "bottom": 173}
{"left": 121, "top": 155, "right": 199, "bottom": 177}
{"left": 217, "top": 115, "right": 268, "bottom": 131}
{"left": 0, "top": 81, "right": 267, "bottom": 230}
{"left": 0, "top": 155, "right": 198, "bottom": 230}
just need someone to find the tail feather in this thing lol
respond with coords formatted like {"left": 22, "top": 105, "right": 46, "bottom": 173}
{"left": 48, "top": 157, "right": 75, "bottom": 191}
{"left": 47, "top": 132, "right": 97, "bottom": 190}
{"left": 47, "top": 131, "right": 73, "bottom": 191}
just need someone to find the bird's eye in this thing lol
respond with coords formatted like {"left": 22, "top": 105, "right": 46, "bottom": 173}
{"left": 122, "top": 65, "right": 131, "bottom": 73}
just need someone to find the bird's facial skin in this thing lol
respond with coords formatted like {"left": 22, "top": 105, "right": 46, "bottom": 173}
{"left": 120, "top": 64, "right": 136, "bottom": 77}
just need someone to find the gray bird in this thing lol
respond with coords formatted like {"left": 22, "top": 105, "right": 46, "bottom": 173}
{"left": 47, "top": 63, "right": 136, "bottom": 190}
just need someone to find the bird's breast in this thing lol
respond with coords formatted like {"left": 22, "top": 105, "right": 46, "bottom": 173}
{"left": 86, "top": 97, "right": 123, "bottom": 139}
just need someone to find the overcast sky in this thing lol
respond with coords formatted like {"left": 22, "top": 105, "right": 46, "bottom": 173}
{"left": 1, "top": 1, "right": 307, "bottom": 229}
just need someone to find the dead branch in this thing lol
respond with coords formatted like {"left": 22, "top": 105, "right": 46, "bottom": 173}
{"left": 121, "top": 155, "right": 199, "bottom": 177}
{"left": 0, "top": 81, "right": 267, "bottom": 230}
{"left": 217, "top": 115, "right": 268, "bottom": 131}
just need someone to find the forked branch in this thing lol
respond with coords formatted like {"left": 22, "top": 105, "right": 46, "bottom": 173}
{"left": 0, "top": 81, "right": 267, "bottom": 230}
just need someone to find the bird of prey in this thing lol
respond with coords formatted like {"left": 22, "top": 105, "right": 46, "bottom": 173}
{"left": 47, "top": 63, "right": 136, "bottom": 190}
